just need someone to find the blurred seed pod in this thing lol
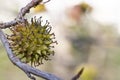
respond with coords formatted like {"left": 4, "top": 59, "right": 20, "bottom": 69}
{"left": 7, "top": 17, "right": 57, "bottom": 67}
{"left": 80, "top": 2, "right": 92, "bottom": 13}
{"left": 33, "top": 4, "right": 47, "bottom": 13}
{"left": 75, "top": 64, "right": 98, "bottom": 80}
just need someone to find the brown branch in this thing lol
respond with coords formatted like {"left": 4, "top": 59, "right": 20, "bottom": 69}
{"left": 71, "top": 67, "right": 84, "bottom": 80}
{"left": 0, "top": 20, "right": 18, "bottom": 29}
{"left": 0, "top": 0, "right": 43, "bottom": 29}
{"left": 43, "top": 0, "right": 50, "bottom": 4}
{"left": 17, "top": 0, "right": 43, "bottom": 19}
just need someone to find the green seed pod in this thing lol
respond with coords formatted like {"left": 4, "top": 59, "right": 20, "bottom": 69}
{"left": 7, "top": 17, "right": 57, "bottom": 67}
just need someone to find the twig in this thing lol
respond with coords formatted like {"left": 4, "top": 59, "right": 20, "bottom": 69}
{"left": 0, "top": 0, "right": 43, "bottom": 29}
{"left": 43, "top": 0, "right": 50, "bottom": 4}
{"left": 17, "top": 0, "right": 43, "bottom": 19}
{"left": 71, "top": 67, "right": 84, "bottom": 80}
{"left": 0, "top": 20, "right": 18, "bottom": 29}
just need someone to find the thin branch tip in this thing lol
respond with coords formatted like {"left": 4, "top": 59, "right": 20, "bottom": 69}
{"left": 71, "top": 67, "right": 84, "bottom": 80}
{"left": 43, "top": 0, "right": 51, "bottom": 4}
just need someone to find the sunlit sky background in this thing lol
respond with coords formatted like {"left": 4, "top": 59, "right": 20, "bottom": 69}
{"left": 0, "top": 0, "right": 120, "bottom": 33}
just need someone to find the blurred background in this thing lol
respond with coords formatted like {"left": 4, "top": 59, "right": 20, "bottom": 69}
{"left": 0, "top": 0, "right": 120, "bottom": 80}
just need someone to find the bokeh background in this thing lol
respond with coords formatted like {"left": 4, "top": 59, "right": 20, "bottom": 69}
{"left": 0, "top": 0, "right": 120, "bottom": 80}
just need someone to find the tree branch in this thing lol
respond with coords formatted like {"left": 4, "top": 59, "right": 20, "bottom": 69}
{"left": 17, "top": 0, "right": 42, "bottom": 19}
{"left": 0, "top": 20, "right": 18, "bottom": 29}
{"left": 0, "top": 0, "right": 84, "bottom": 80}
{"left": 0, "top": 0, "right": 43, "bottom": 29}
{"left": 71, "top": 67, "right": 84, "bottom": 80}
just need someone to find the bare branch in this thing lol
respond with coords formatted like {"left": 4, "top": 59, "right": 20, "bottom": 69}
{"left": 0, "top": 0, "right": 43, "bottom": 29}
{"left": 71, "top": 67, "right": 84, "bottom": 80}
{"left": 43, "top": 0, "right": 50, "bottom": 4}
{"left": 0, "top": 20, "right": 18, "bottom": 29}
{"left": 17, "top": 0, "right": 43, "bottom": 19}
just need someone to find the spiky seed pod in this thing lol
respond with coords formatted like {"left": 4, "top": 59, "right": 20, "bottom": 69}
{"left": 7, "top": 17, "right": 57, "bottom": 67}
